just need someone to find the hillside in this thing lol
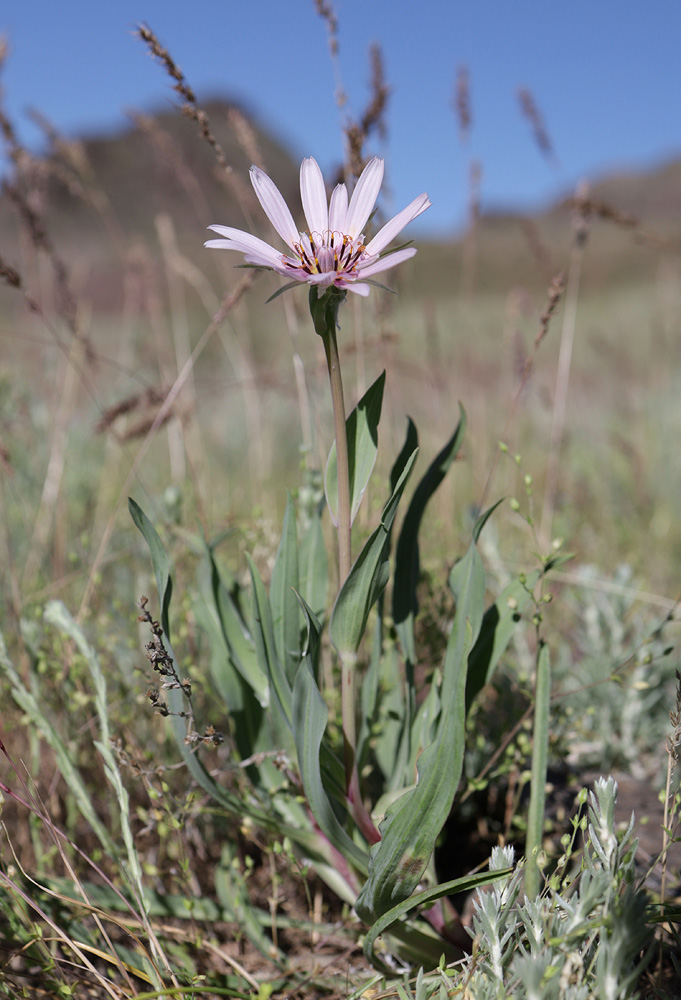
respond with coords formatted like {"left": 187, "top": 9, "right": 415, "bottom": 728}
{"left": 1, "top": 98, "right": 681, "bottom": 306}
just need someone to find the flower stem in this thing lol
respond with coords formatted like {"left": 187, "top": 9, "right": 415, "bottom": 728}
{"left": 310, "top": 288, "right": 360, "bottom": 801}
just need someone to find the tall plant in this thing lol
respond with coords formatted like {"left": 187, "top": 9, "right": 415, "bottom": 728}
{"left": 132, "top": 156, "right": 561, "bottom": 969}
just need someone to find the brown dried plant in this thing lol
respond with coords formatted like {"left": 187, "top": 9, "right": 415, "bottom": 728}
{"left": 517, "top": 86, "right": 557, "bottom": 165}
{"left": 136, "top": 23, "right": 230, "bottom": 173}
{"left": 344, "top": 43, "right": 391, "bottom": 180}
{"left": 453, "top": 65, "right": 472, "bottom": 145}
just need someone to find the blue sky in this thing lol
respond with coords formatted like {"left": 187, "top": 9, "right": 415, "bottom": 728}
{"left": 1, "top": 1, "right": 680, "bottom": 235}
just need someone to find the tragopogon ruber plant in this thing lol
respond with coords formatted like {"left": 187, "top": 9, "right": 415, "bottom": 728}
{"left": 207, "top": 155, "right": 430, "bottom": 808}
{"left": 130, "top": 155, "right": 562, "bottom": 970}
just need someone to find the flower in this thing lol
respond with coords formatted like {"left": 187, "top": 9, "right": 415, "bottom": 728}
{"left": 205, "top": 156, "right": 430, "bottom": 297}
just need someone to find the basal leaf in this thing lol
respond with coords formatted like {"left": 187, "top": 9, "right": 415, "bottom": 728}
{"left": 247, "top": 554, "right": 292, "bottom": 729}
{"left": 270, "top": 494, "right": 302, "bottom": 684}
{"left": 298, "top": 511, "right": 328, "bottom": 623}
{"left": 362, "top": 866, "right": 512, "bottom": 971}
{"left": 355, "top": 621, "right": 473, "bottom": 922}
{"left": 292, "top": 659, "right": 369, "bottom": 875}
{"left": 393, "top": 406, "right": 466, "bottom": 666}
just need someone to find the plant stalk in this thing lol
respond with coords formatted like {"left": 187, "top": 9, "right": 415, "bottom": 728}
{"left": 312, "top": 288, "right": 361, "bottom": 802}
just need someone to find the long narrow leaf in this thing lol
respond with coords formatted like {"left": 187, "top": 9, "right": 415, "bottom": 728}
{"left": 325, "top": 370, "right": 385, "bottom": 525}
{"left": 329, "top": 449, "right": 418, "bottom": 659}
{"left": 362, "top": 866, "right": 512, "bottom": 971}
{"left": 466, "top": 569, "right": 541, "bottom": 711}
{"left": 197, "top": 542, "right": 268, "bottom": 707}
{"left": 292, "top": 660, "right": 368, "bottom": 875}
{"left": 269, "top": 494, "right": 302, "bottom": 684}
{"left": 128, "top": 498, "right": 172, "bottom": 638}
{"left": 393, "top": 406, "right": 466, "bottom": 666}
{"left": 298, "top": 511, "right": 328, "bottom": 623}
{"left": 247, "top": 554, "right": 292, "bottom": 728}
{"left": 355, "top": 621, "right": 473, "bottom": 922}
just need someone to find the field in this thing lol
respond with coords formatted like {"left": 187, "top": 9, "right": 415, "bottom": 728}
{"left": 0, "top": 24, "right": 680, "bottom": 1000}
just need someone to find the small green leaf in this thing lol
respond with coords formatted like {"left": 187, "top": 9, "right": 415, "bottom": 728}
{"left": 329, "top": 449, "right": 417, "bottom": 659}
{"left": 325, "top": 370, "right": 386, "bottom": 526}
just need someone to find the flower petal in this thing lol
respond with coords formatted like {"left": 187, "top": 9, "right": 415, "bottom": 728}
{"left": 328, "top": 183, "right": 348, "bottom": 232}
{"left": 249, "top": 165, "right": 300, "bottom": 249}
{"left": 300, "top": 157, "right": 329, "bottom": 235}
{"left": 345, "top": 157, "right": 384, "bottom": 237}
{"left": 345, "top": 281, "right": 371, "bottom": 297}
{"left": 357, "top": 246, "right": 417, "bottom": 278}
{"left": 364, "top": 193, "right": 430, "bottom": 255}
{"left": 205, "top": 225, "right": 283, "bottom": 266}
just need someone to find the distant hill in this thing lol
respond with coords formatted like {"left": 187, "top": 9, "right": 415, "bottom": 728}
{"left": 1, "top": 98, "right": 680, "bottom": 304}
{"left": 0, "top": 98, "right": 299, "bottom": 277}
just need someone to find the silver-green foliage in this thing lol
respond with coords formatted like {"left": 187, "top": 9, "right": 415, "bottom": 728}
{"left": 458, "top": 777, "right": 652, "bottom": 999}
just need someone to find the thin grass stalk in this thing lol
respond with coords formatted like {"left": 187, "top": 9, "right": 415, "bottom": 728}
{"left": 539, "top": 214, "right": 587, "bottom": 546}
{"left": 524, "top": 640, "right": 551, "bottom": 898}
{"left": 320, "top": 323, "right": 359, "bottom": 800}
{"left": 45, "top": 601, "right": 176, "bottom": 982}
{"left": 0, "top": 868, "right": 122, "bottom": 998}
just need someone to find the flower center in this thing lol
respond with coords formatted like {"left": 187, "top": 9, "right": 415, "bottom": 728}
{"left": 288, "top": 230, "right": 368, "bottom": 277}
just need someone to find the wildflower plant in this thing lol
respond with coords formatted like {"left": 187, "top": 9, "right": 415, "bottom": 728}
{"left": 130, "top": 154, "right": 568, "bottom": 970}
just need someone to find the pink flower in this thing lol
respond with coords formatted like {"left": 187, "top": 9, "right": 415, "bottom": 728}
{"left": 205, "top": 156, "right": 430, "bottom": 297}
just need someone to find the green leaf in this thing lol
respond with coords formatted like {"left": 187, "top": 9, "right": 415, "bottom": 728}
{"left": 393, "top": 406, "right": 466, "bottom": 667}
{"left": 355, "top": 620, "right": 473, "bottom": 923}
{"left": 197, "top": 539, "right": 268, "bottom": 708}
{"left": 292, "top": 659, "right": 369, "bottom": 876}
{"left": 325, "top": 370, "right": 386, "bottom": 526}
{"left": 247, "top": 554, "right": 292, "bottom": 728}
{"left": 270, "top": 495, "right": 303, "bottom": 684}
{"left": 466, "top": 569, "right": 541, "bottom": 711}
{"left": 362, "top": 866, "right": 512, "bottom": 971}
{"left": 298, "top": 509, "right": 328, "bottom": 624}
{"left": 128, "top": 497, "right": 172, "bottom": 637}
{"left": 390, "top": 417, "right": 419, "bottom": 495}
{"left": 329, "top": 449, "right": 418, "bottom": 659}
{"left": 443, "top": 544, "right": 486, "bottom": 711}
